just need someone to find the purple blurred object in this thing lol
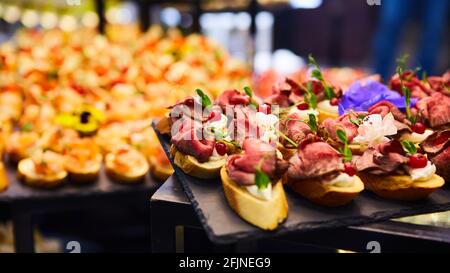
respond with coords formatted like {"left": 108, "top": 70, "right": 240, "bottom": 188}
{"left": 338, "top": 80, "right": 417, "bottom": 115}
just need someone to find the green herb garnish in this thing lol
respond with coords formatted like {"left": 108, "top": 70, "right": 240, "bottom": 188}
{"left": 396, "top": 54, "right": 409, "bottom": 74}
{"left": 401, "top": 140, "right": 417, "bottom": 155}
{"left": 348, "top": 112, "right": 365, "bottom": 126}
{"left": 395, "top": 55, "right": 416, "bottom": 124}
{"left": 336, "top": 129, "right": 352, "bottom": 162}
{"left": 421, "top": 71, "right": 428, "bottom": 84}
{"left": 304, "top": 81, "right": 317, "bottom": 109}
{"left": 244, "top": 86, "right": 253, "bottom": 97}
{"left": 278, "top": 130, "right": 298, "bottom": 148}
{"left": 308, "top": 113, "right": 318, "bottom": 133}
{"left": 196, "top": 89, "right": 212, "bottom": 108}
{"left": 220, "top": 139, "right": 242, "bottom": 149}
{"left": 255, "top": 168, "right": 271, "bottom": 189}
{"left": 21, "top": 122, "right": 33, "bottom": 132}
{"left": 244, "top": 86, "right": 258, "bottom": 108}
{"left": 308, "top": 54, "right": 335, "bottom": 100}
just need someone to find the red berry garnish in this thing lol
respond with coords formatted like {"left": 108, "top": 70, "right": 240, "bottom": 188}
{"left": 208, "top": 111, "right": 220, "bottom": 122}
{"left": 297, "top": 103, "right": 309, "bottom": 110}
{"left": 408, "top": 154, "right": 427, "bottom": 169}
{"left": 411, "top": 122, "right": 425, "bottom": 134}
{"left": 215, "top": 142, "right": 227, "bottom": 156}
{"left": 258, "top": 104, "right": 271, "bottom": 114}
{"left": 344, "top": 162, "right": 356, "bottom": 176}
{"left": 330, "top": 97, "right": 340, "bottom": 106}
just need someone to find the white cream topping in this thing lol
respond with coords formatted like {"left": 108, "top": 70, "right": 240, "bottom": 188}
{"left": 406, "top": 161, "right": 436, "bottom": 182}
{"left": 246, "top": 183, "right": 272, "bottom": 201}
{"left": 288, "top": 107, "right": 319, "bottom": 121}
{"left": 400, "top": 129, "right": 434, "bottom": 144}
{"left": 205, "top": 114, "right": 229, "bottom": 139}
{"left": 317, "top": 100, "right": 339, "bottom": 114}
{"left": 209, "top": 147, "right": 227, "bottom": 161}
{"left": 255, "top": 112, "right": 279, "bottom": 144}
{"left": 353, "top": 113, "right": 397, "bottom": 147}
{"left": 328, "top": 172, "right": 355, "bottom": 187}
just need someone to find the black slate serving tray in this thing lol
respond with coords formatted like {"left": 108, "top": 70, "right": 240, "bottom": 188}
{"left": 0, "top": 163, "right": 159, "bottom": 204}
{"left": 153, "top": 122, "right": 450, "bottom": 244}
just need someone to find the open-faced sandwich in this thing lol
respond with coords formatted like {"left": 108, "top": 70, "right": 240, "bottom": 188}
{"left": 321, "top": 101, "right": 414, "bottom": 155}
{"left": 355, "top": 139, "right": 444, "bottom": 200}
{"left": 221, "top": 139, "right": 289, "bottom": 230}
{"left": 285, "top": 134, "right": 364, "bottom": 206}
{"left": 168, "top": 89, "right": 244, "bottom": 179}
{"left": 63, "top": 138, "right": 102, "bottom": 183}
{"left": 170, "top": 118, "right": 228, "bottom": 179}
{"left": 18, "top": 150, "right": 67, "bottom": 188}
{"left": 105, "top": 144, "right": 149, "bottom": 183}
{"left": 278, "top": 112, "right": 312, "bottom": 160}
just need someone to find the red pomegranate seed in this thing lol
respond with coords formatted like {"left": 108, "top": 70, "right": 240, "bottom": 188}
{"left": 297, "top": 103, "right": 309, "bottom": 110}
{"left": 259, "top": 104, "right": 271, "bottom": 114}
{"left": 408, "top": 154, "right": 428, "bottom": 169}
{"left": 215, "top": 142, "right": 227, "bottom": 156}
{"left": 411, "top": 122, "right": 425, "bottom": 134}
{"left": 208, "top": 111, "right": 220, "bottom": 122}
{"left": 330, "top": 97, "right": 340, "bottom": 106}
{"left": 344, "top": 162, "right": 356, "bottom": 176}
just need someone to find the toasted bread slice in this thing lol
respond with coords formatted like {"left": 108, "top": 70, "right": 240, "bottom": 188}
{"left": 220, "top": 167, "right": 288, "bottom": 230}
{"left": 149, "top": 156, "right": 174, "bottom": 182}
{"left": 65, "top": 155, "right": 102, "bottom": 184}
{"left": 359, "top": 172, "right": 445, "bottom": 201}
{"left": 318, "top": 108, "right": 339, "bottom": 123}
{"left": 285, "top": 174, "right": 364, "bottom": 206}
{"left": 105, "top": 153, "right": 149, "bottom": 183}
{"left": 0, "top": 163, "right": 9, "bottom": 192}
{"left": 17, "top": 158, "right": 67, "bottom": 188}
{"left": 170, "top": 146, "right": 226, "bottom": 179}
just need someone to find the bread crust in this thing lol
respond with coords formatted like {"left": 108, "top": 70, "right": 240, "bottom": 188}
{"left": 105, "top": 153, "right": 149, "bottom": 183}
{"left": 359, "top": 172, "right": 445, "bottom": 201}
{"left": 170, "top": 145, "right": 225, "bottom": 179}
{"left": 285, "top": 173, "right": 364, "bottom": 206}
{"left": 17, "top": 158, "right": 67, "bottom": 188}
{"left": 220, "top": 167, "right": 288, "bottom": 230}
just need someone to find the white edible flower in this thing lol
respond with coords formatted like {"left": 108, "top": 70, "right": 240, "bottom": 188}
{"left": 353, "top": 113, "right": 397, "bottom": 147}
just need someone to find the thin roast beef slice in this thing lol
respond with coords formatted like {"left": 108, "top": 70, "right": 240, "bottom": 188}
{"left": 355, "top": 140, "right": 407, "bottom": 174}
{"left": 389, "top": 72, "right": 432, "bottom": 99}
{"left": 171, "top": 119, "right": 215, "bottom": 162}
{"left": 428, "top": 70, "right": 450, "bottom": 96}
{"left": 429, "top": 146, "right": 450, "bottom": 182}
{"left": 216, "top": 89, "right": 250, "bottom": 108}
{"left": 368, "top": 101, "right": 411, "bottom": 126}
{"left": 287, "top": 139, "right": 344, "bottom": 180}
{"left": 280, "top": 112, "right": 312, "bottom": 146}
{"left": 226, "top": 139, "right": 288, "bottom": 185}
{"left": 169, "top": 96, "right": 204, "bottom": 123}
{"left": 320, "top": 112, "right": 364, "bottom": 144}
{"left": 264, "top": 88, "right": 292, "bottom": 108}
{"left": 421, "top": 130, "right": 450, "bottom": 154}
{"left": 232, "top": 105, "right": 259, "bottom": 143}
{"left": 422, "top": 92, "right": 450, "bottom": 128}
